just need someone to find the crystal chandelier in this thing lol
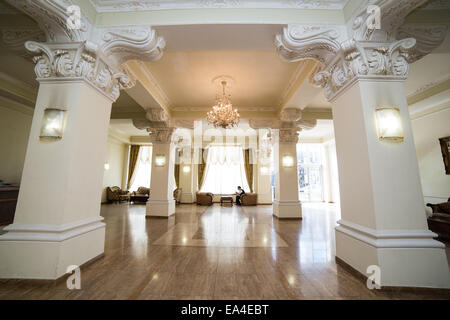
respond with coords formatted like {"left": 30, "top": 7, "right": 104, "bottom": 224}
{"left": 206, "top": 80, "right": 240, "bottom": 129}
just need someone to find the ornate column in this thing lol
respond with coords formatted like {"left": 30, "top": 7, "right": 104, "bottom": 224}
{"left": 0, "top": 0, "right": 165, "bottom": 279}
{"left": 147, "top": 128, "right": 177, "bottom": 217}
{"left": 273, "top": 127, "right": 302, "bottom": 219}
{"left": 256, "top": 130, "right": 273, "bottom": 204}
{"left": 272, "top": 109, "right": 303, "bottom": 218}
{"left": 275, "top": 1, "right": 450, "bottom": 288}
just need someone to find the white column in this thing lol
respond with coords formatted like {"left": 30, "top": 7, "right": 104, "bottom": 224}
{"left": 332, "top": 79, "right": 450, "bottom": 288}
{"left": 0, "top": 80, "right": 112, "bottom": 279}
{"left": 273, "top": 128, "right": 302, "bottom": 219}
{"left": 256, "top": 134, "right": 273, "bottom": 204}
{"left": 146, "top": 128, "right": 176, "bottom": 217}
{"left": 179, "top": 160, "right": 194, "bottom": 204}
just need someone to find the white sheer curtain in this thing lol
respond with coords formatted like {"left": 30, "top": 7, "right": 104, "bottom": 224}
{"left": 200, "top": 145, "right": 250, "bottom": 194}
{"left": 129, "top": 146, "right": 152, "bottom": 192}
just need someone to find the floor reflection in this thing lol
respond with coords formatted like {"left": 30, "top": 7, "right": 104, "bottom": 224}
{"left": 2, "top": 201, "right": 449, "bottom": 300}
{"left": 153, "top": 204, "right": 288, "bottom": 247}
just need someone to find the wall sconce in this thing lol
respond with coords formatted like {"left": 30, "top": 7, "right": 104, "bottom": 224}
{"left": 155, "top": 154, "right": 166, "bottom": 167}
{"left": 182, "top": 165, "right": 191, "bottom": 173}
{"left": 282, "top": 155, "right": 295, "bottom": 168}
{"left": 260, "top": 166, "right": 269, "bottom": 175}
{"left": 375, "top": 107, "right": 404, "bottom": 142}
{"left": 40, "top": 108, "right": 67, "bottom": 140}
{"left": 104, "top": 162, "right": 110, "bottom": 171}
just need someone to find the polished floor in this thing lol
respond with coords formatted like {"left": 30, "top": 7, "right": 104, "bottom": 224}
{"left": 1, "top": 202, "right": 449, "bottom": 300}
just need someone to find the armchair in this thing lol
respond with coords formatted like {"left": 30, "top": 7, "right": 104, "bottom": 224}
{"left": 426, "top": 197, "right": 450, "bottom": 238}
{"left": 131, "top": 187, "right": 150, "bottom": 203}
{"left": 196, "top": 192, "right": 213, "bottom": 206}
{"left": 173, "top": 188, "right": 182, "bottom": 204}
{"left": 106, "top": 186, "right": 130, "bottom": 203}
{"left": 241, "top": 193, "right": 257, "bottom": 206}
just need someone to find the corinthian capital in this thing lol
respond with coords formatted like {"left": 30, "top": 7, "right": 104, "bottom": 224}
{"left": 312, "top": 38, "right": 416, "bottom": 101}
{"left": 148, "top": 128, "right": 175, "bottom": 144}
{"left": 9, "top": 0, "right": 166, "bottom": 102}
{"left": 278, "top": 128, "right": 300, "bottom": 144}
{"left": 24, "top": 41, "right": 133, "bottom": 102}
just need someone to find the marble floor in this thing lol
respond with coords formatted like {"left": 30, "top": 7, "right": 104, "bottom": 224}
{"left": 1, "top": 202, "right": 449, "bottom": 300}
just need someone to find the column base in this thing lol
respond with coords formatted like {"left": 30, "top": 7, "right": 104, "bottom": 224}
{"left": 273, "top": 200, "right": 302, "bottom": 219}
{"left": 146, "top": 199, "right": 176, "bottom": 217}
{"left": 257, "top": 192, "right": 273, "bottom": 205}
{"left": 180, "top": 192, "right": 194, "bottom": 204}
{"left": 0, "top": 217, "right": 105, "bottom": 279}
{"left": 336, "top": 220, "right": 450, "bottom": 288}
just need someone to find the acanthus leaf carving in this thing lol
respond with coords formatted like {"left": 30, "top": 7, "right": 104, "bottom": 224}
{"left": 9, "top": 1, "right": 166, "bottom": 103}
{"left": 25, "top": 40, "right": 127, "bottom": 102}
{"left": 148, "top": 128, "right": 175, "bottom": 144}
{"left": 312, "top": 38, "right": 416, "bottom": 100}
{"left": 278, "top": 128, "right": 300, "bottom": 143}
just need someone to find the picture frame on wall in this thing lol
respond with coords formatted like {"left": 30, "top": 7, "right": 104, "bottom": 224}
{"left": 439, "top": 136, "right": 450, "bottom": 175}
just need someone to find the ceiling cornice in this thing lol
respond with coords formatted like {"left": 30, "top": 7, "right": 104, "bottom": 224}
{"left": 88, "top": 0, "right": 348, "bottom": 13}
{"left": 0, "top": 71, "right": 37, "bottom": 106}
{"left": 125, "top": 60, "right": 172, "bottom": 114}
{"left": 407, "top": 76, "right": 450, "bottom": 106}
{"left": 277, "top": 60, "right": 318, "bottom": 111}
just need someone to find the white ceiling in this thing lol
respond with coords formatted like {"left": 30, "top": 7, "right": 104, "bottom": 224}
{"left": 298, "top": 119, "right": 334, "bottom": 141}
{"left": 145, "top": 49, "right": 302, "bottom": 110}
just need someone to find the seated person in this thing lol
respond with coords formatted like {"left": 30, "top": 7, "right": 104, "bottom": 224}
{"left": 235, "top": 186, "right": 245, "bottom": 206}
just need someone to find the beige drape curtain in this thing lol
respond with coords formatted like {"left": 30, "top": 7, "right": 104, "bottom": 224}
{"left": 127, "top": 145, "right": 140, "bottom": 190}
{"left": 198, "top": 148, "right": 208, "bottom": 190}
{"left": 244, "top": 148, "right": 254, "bottom": 193}
{"left": 174, "top": 149, "right": 180, "bottom": 189}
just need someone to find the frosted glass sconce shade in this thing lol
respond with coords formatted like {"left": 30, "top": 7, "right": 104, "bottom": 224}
{"left": 40, "top": 108, "right": 66, "bottom": 140}
{"left": 155, "top": 154, "right": 166, "bottom": 167}
{"left": 375, "top": 107, "right": 404, "bottom": 142}
{"left": 282, "top": 155, "right": 295, "bottom": 168}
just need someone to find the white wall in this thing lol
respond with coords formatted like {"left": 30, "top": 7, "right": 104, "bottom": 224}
{"left": 411, "top": 107, "right": 450, "bottom": 204}
{"left": 0, "top": 106, "right": 32, "bottom": 185}
{"left": 101, "top": 137, "right": 128, "bottom": 203}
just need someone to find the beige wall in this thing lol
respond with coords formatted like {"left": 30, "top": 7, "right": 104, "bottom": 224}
{"left": 411, "top": 107, "right": 450, "bottom": 204}
{"left": 101, "top": 137, "right": 128, "bottom": 203}
{"left": 0, "top": 106, "right": 32, "bottom": 185}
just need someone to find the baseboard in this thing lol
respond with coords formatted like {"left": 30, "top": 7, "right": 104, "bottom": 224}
{"left": 0, "top": 253, "right": 105, "bottom": 283}
{"left": 335, "top": 256, "right": 450, "bottom": 294}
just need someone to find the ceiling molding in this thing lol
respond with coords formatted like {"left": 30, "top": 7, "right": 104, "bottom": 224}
{"left": 89, "top": 0, "right": 348, "bottom": 13}
{"left": 407, "top": 76, "right": 450, "bottom": 106}
{"left": 125, "top": 60, "right": 172, "bottom": 114}
{"left": 130, "top": 136, "right": 152, "bottom": 144}
{"left": 0, "top": 94, "right": 34, "bottom": 116}
{"left": 108, "top": 128, "right": 131, "bottom": 144}
{"left": 410, "top": 100, "right": 450, "bottom": 120}
{"left": 0, "top": 71, "right": 37, "bottom": 105}
{"left": 302, "top": 108, "right": 333, "bottom": 120}
{"left": 277, "top": 60, "right": 318, "bottom": 110}
{"left": 110, "top": 111, "right": 146, "bottom": 119}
